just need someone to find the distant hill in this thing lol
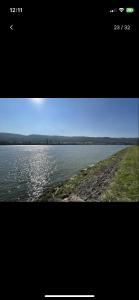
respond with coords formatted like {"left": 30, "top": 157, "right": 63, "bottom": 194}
{"left": 0, "top": 133, "right": 138, "bottom": 145}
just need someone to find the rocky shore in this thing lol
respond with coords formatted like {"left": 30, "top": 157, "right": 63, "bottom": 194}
{"left": 39, "top": 147, "right": 130, "bottom": 202}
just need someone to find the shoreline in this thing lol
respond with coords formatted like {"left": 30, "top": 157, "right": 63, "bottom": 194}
{"left": 39, "top": 146, "right": 138, "bottom": 202}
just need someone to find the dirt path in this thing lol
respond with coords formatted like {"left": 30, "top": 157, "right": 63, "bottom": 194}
{"left": 62, "top": 155, "right": 123, "bottom": 202}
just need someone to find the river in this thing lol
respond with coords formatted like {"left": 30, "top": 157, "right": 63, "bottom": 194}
{"left": 0, "top": 145, "right": 128, "bottom": 201}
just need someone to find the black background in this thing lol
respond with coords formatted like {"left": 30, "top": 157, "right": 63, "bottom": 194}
{"left": 0, "top": 203, "right": 139, "bottom": 299}
{"left": 0, "top": 1, "right": 138, "bottom": 97}
{"left": 0, "top": 1, "right": 139, "bottom": 299}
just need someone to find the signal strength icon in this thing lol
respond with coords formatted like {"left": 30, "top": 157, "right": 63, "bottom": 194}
{"left": 109, "top": 8, "right": 117, "bottom": 13}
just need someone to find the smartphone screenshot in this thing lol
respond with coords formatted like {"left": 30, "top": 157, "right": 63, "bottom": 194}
{"left": 0, "top": 1, "right": 138, "bottom": 300}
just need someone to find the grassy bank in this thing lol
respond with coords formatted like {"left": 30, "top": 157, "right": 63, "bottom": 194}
{"left": 101, "top": 146, "right": 139, "bottom": 201}
{"left": 39, "top": 146, "right": 139, "bottom": 202}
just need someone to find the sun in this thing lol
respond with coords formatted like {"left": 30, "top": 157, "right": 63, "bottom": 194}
{"left": 31, "top": 98, "right": 44, "bottom": 104}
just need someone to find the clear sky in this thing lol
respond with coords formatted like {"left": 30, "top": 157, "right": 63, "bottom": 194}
{"left": 0, "top": 98, "right": 138, "bottom": 137}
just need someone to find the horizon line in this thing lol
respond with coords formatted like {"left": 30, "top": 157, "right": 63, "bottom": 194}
{"left": 0, "top": 132, "right": 138, "bottom": 139}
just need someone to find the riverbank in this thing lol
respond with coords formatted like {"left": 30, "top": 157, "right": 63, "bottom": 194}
{"left": 39, "top": 146, "right": 139, "bottom": 202}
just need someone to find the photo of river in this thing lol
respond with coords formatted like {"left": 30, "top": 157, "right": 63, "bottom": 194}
{"left": 0, "top": 145, "right": 128, "bottom": 202}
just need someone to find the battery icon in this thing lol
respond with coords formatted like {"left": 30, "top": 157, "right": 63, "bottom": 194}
{"left": 126, "top": 7, "right": 135, "bottom": 13}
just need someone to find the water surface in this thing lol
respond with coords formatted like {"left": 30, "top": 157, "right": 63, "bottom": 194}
{"left": 0, "top": 145, "right": 128, "bottom": 201}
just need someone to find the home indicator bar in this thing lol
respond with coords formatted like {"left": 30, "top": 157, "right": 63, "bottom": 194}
{"left": 44, "top": 296, "right": 95, "bottom": 298}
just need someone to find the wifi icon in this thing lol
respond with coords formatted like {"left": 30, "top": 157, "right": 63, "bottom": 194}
{"left": 119, "top": 8, "right": 124, "bottom": 12}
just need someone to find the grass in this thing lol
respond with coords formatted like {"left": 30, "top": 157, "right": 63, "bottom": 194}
{"left": 101, "top": 146, "right": 139, "bottom": 202}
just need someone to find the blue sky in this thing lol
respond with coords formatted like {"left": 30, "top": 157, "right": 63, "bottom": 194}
{"left": 0, "top": 98, "right": 138, "bottom": 137}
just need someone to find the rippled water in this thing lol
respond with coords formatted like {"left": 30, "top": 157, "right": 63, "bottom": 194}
{"left": 0, "top": 145, "right": 128, "bottom": 201}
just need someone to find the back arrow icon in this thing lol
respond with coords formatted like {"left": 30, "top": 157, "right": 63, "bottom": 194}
{"left": 10, "top": 25, "right": 13, "bottom": 30}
